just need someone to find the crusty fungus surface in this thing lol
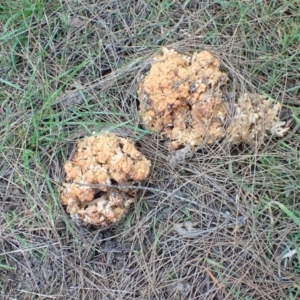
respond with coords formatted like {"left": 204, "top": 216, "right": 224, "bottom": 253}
{"left": 60, "top": 133, "right": 151, "bottom": 226}
{"left": 227, "top": 93, "right": 289, "bottom": 145}
{"left": 138, "top": 47, "right": 229, "bottom": 150}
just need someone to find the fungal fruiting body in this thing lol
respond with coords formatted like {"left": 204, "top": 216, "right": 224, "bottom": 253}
{"left": 227, "top": 93, "right": 289, "bottom": 145}
{"left": 138, "top": 48, "right": 288, "bottom": 149}
{"left": 138, "top": 47, "right": 229, "bottom": 150}
{"left": 60, "top": 133, "right": 151, "bottom": 226}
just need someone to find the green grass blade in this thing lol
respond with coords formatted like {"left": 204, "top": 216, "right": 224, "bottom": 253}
{"left": 272, "top": 201, "right": 300, "bottom": 227}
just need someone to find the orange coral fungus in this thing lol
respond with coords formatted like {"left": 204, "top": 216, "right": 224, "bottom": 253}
{"left": 138, "top": 47, "right": 228, "bottom": 150}
{"left": 227, "top": 93, "right": 289, "bottom": 145}
{"left": 60, "top": 133, "right": 151, "bottom": 226}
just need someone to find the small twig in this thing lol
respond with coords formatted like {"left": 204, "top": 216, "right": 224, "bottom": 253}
{"left": 173, "top": 219, "right": 247, "bottom": 239}
{"left": 204, "top": 267, "right": 229, "bottom": 297}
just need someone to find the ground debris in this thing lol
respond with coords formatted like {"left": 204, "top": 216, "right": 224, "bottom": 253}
{"left": 174, "top": 218, "right": 247, "bottom": 238}
{"left": 168, "top": 145, "right": 194, "bottom": 168}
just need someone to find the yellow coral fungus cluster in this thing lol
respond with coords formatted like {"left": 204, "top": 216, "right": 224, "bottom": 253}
{"left": 138, "top": 47, "right": 228, "bottom": 150}
{"left": 227, "top": 93, "right": 289, "bottom": 145}
{"left": 138, "top": 48, "right": 288, "bottom": 150}
{"left": 60, "top": 133, "right": 151, "bottom": 226}
{"left": 60, "top": 48, "right": 289, "bottom": 226}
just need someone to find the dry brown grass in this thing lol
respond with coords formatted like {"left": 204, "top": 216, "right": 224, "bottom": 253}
{"left": 1, "top": 0, "right": 300, "bottom": 299}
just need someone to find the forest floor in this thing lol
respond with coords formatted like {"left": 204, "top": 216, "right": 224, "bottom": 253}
{"left": 1, "top": 1, "right": 300, "bottom": 299}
